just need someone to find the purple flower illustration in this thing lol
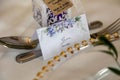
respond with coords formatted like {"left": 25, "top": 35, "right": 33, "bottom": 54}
{"left": 47, "top": 27, "right": 56, "bottom": 37}
{"left": 45, "top": 16, "right": 81, "bottom": 37}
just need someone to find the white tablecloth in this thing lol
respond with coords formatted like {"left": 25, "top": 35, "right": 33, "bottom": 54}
{"left": 0, "top": 0, "right": 120, "bottom": 80}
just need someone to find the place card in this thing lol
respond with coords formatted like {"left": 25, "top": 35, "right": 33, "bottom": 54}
{"left": 33, "top": 14, "right": 90, "bottom": 60}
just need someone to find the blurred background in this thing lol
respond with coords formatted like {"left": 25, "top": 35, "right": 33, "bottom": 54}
{"left": 0, "top": 0, "right": 120, "bottom": 80}
{"left": 0, "top": 0, "right": 37, "bottom": 37}
{"left": 0, "top": 0, "right": 120, "bottom": 37}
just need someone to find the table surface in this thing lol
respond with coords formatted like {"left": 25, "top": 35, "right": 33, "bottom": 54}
{"left": 0, "top": 0, "right": 120, "bottom": 80}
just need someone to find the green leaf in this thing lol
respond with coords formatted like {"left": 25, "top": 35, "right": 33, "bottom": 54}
{"left": 108, "top": 67, "right": 120, "bottom": 76}
{"left": 100, "top": 50, "right": 114, "bottom": 57}
{"left": 98, "top": 36, "right": 118, "bottom": 60}
{"left": 75, "top": 17, "right": 80, "bottom": 22}
{"left": 93, "top": 41, "right": 107, "bottom": 47}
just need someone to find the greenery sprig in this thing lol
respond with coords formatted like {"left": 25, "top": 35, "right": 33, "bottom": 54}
{"left": 96, "top": 36, "right": 120, "bottom": 76}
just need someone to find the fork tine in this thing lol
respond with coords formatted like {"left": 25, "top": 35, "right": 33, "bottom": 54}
{"left": 99, "top": 18, "right": 120, "bottom": 34}
{"left": 105, "top": 18, "right": 120, "bottom": 32}
{"left": 109, "top": 24, "right": 120, "bottom": 34}
{"left": 103, "top": 20, "right": 120, "bottom": 34}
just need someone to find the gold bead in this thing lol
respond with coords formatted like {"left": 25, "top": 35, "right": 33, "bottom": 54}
{"left": 105, "top": 34, "right": 111, "bottom": 39}
{"left": 89, "top": 38, "right": 96, "bottom": 44}
{"left": 25, "top": 37, "right": 31, "bottom": 44}
{"left": 113, "top": 32, "right": 119, "bottom": 38}
{"left": 60, "top": 51, "right": 67, "bottom": 57}
{"left": 74, "top": 43, "right": 80, "bottom": 50}
{"left": 48, "top": 60, "right": 54, "bottom": 66}
{"left": 42, "top": 66, "right": 49, "bottom": 72}
{"left": 67, "top": 47, "right": 74, "bottom": 54}
{"left": 82, "top": 40, "right": 88, "bottom": 46}
{"left": 54, "top": 55, "right": 60, "bottom": 61}
{"left": 37, "top": 72, "right": 44, "bottom": 78}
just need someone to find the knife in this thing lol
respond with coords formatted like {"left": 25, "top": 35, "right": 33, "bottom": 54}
{"left": 16, "top": 49, "right": 42, "bottom": 63}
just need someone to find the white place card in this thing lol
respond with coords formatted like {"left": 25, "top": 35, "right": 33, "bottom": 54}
{"left": 34, "top": 14, "right": 90, "bottom": 60}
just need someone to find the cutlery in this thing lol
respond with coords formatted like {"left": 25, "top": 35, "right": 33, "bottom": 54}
{"left": 0, "top": 21, "right": 103, "bottom": 50}
{"left": 16, "top": 49, "right": 42, "bottom": 63}
{"left": 0, "top": 18, "right": 119, "bottom": 50}
{"left": 15, "top": 18, "right": 120, "bottom": 63}
{"left": 16, "top": 32, "right": 120, "bottom": 63}
{"left": 0, "top": 18, "right": 120, "bottom": 63}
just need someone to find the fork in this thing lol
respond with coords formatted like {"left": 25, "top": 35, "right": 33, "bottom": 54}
{"left": 91, "top": 18, "right": 120, "bottom": 38}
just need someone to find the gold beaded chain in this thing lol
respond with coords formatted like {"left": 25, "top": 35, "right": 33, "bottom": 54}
{"left": 33, "top": 32, "right": 120, "bottom": 80}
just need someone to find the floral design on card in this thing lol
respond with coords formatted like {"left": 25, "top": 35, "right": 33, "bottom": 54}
{"left": 44, "top": 16, "right": 84, "bottom": 37}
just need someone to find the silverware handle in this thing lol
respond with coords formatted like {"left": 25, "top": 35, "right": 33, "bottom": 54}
{"left": 89, "top": 21, "right": 103, "bottom": 30}
{"left": 16, "top": 50, "right": 42, "bottom": 63}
